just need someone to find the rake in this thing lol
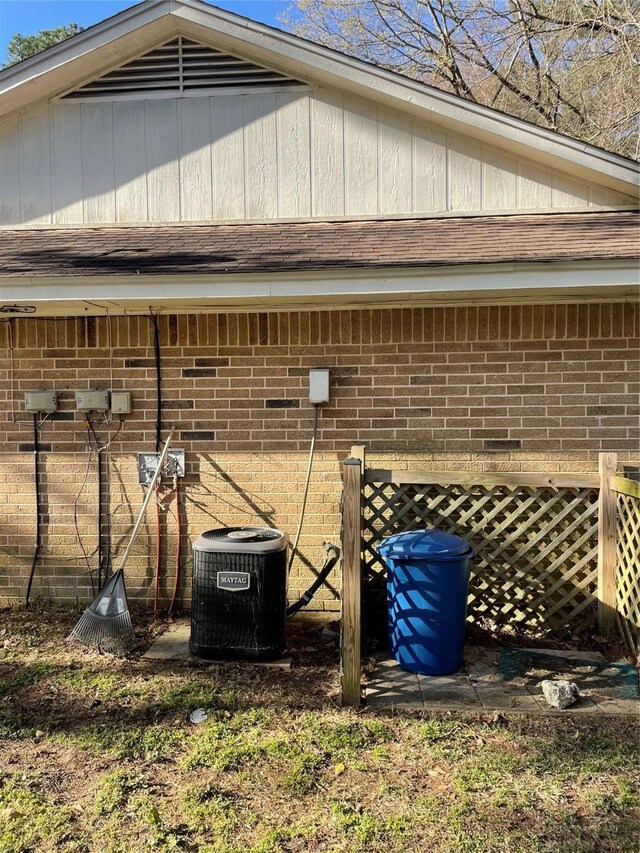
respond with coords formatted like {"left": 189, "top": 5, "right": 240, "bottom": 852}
{"left": 68, "top": 427, "right": 175, "bottom": 655}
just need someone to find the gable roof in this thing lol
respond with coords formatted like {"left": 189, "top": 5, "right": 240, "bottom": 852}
{"left": 1, "top": 211, "right": 637, "bottom": 278}
{"left": 0, "top": 0, "right": 638, "bottom": 198}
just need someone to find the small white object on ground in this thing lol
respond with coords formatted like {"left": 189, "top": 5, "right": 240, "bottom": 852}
{"left": 539, "top": 679, "right": 580, "bottom": 710}
{"left": 189, "top": 708, "right": 208, "bottom": 724}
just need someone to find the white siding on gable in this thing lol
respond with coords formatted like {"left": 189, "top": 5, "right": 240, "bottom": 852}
{"left": 448, "top": 136, "right": 482, "bottom": 211}
{"left": 114, "top": 100, "right": 148, "bottom": 222}
{"left": 0, "top": 114, "right": 20, "bottom": 225}
{"left": 483, "top": 149, "right": 517, "bottom": 211}
{"left": 52, "top": 102, "right": 83, "bottom": 224}
{"left": 378, "top": 108, "right": 412, "bottom": 214}
{"left": 145, "top": 99, "right": 180, "bottom": 221}
{"left": 81, "top": 103, "right": 115, "bottom": 223}
{"left": 552, "top": 173, "right": 590, "bottom": 208}
{"left": 276, "top": 92, "right": 311, "bottom": 218}
{"left": 412, "top": 122, "right": 447, "bottom": 212}
{"left": 179, "top": 98, "right": 213, "bottom": 222}
{"left": 310, "top": 90, "right": 344, "bottom": 217}
{"left": 19, "top": 104, "right": 51, "bottom": 225}
{"left": 243, "top": 93, "right": 277, "bottom": 220}
{"left": 344, "top": 96, "right": 378, "bottom": 215}
{"left": 212, "top": 95, "right": 245, "bottom": 220}
{"left": 0, "top": 89, "right": 636, "bottom": 227}
{"left": 518, "top": 161, "right": 552, "bottom": 209}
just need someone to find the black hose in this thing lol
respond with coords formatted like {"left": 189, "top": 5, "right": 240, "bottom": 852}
{"left": 286, "top": 542, "right": 340, "bottom": 618}
{"left": 25, "top": 414, "right": 41, "bottom": 608}
{"left": 148, "top": 313, "right": 162, "bottom": 453}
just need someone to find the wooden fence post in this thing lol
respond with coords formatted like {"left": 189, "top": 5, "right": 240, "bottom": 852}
{"left": 598, "top": 452, "right": 617, "bottom": 635}
{"left": 341, "top": 457, "right": 363, "bottom": 706}
{"left": 350, "top": 445, "right": 366, "bottom": 467}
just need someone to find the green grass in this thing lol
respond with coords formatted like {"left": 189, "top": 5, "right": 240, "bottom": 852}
{"left": 0, "top": 774, "right": 81, "bottom": 853}
{"left": 0, "top": 606, "right": 637, "bottom": 853}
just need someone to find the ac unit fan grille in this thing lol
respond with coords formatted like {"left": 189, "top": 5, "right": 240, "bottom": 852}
{"left": 201, "top": 527, "right": 281, "bottom": 543}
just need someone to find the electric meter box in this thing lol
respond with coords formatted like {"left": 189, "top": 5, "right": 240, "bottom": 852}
{"left": 24, "top": 390, "right": 57, "bottom": 413}
{"left": 75, "top": 389, "right": 109, "bottom": 413}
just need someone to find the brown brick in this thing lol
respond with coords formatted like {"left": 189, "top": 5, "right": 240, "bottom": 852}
{"left": 194, "top": 357, "right": 230, "bottom": 367}
{"left": 266, "top": 399, "right": 300, "bottom": 409}
{"left": 484, "top": 439, "right": 522, "bottom": 450}
{"left": 2, "top": 303, "right": 638, "bottom": 607}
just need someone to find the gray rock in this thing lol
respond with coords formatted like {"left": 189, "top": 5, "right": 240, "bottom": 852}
{"left": 539, "top": 679, "right": 580, "bottom": 710}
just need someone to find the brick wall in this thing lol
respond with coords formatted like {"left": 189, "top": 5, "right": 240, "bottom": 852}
{"left": 0, "top": 303, "right": 638, "bottom": 607}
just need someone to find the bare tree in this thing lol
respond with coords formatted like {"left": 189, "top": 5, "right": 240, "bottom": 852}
{"left": 282, "top": 1, "right": 640, "bottom": 159}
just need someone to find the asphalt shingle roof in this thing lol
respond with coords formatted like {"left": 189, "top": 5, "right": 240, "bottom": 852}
{"left": 1, "top": 211, "right": 637, "bottom": 277}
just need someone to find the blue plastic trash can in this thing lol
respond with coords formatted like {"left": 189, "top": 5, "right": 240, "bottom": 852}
{"left": 377, "top": 529, "right": 474, "bottom": 676}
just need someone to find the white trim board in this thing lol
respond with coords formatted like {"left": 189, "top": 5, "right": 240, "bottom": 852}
{"left": 3, "top": 207, "right": 638, "bottom": 231}
{"left": 2, "top": 260, "right": 638, "bottom": 317}
{"left": 0, "top": 0, "right": 637, "bottom": 197}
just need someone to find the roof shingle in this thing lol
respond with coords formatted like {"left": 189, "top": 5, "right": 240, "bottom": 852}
{"left": 1, "top": 211, "right": 637, "bottom": 278}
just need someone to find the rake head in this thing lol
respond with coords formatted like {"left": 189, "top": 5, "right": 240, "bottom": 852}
{"left": 68, "top": 570, "right": 136, "bottom": 656}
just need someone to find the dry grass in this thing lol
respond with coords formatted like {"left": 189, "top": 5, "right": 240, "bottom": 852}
{"left": 0, "top": 603, "right": 638, "bottom": 853}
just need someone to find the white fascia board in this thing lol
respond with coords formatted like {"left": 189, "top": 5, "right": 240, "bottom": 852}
{"left": 2, "top": 260, "right": 638, "bottom": 313}
{"left": 172, "top": 1, "right": 639, "bottom": 196}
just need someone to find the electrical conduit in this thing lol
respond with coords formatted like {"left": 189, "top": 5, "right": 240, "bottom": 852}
{"left": 25, "top": 414, "right": 41, "bottom": 608}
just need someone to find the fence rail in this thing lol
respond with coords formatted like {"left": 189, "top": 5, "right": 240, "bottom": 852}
{"left": 341, "top": 448, "right": 639, "bottom": 705}
{"left": 612, "top": 475, "right": 640, "bottom": 654}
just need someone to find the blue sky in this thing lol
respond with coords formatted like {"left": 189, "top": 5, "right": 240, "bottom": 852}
{"left": 0, "top": 1, "right": 291, "bottom": 62}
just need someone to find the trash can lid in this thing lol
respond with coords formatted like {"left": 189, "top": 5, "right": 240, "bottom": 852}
{"left": 377, "top": 528, "right": 470, "bottom": 558}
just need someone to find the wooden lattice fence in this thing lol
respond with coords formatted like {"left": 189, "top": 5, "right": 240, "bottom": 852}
{"left": 361, "top": 477, "right": 600, "bottom": 633}
{"left": 340, "top": 449, "right": 639, "bottom": 705}
{"left": 613, "top": 476, "right": 640, "bottom": 652}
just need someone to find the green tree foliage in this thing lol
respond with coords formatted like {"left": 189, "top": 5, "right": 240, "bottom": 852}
{"left": 283, "top": 1, "right": 640, "bottom": 159}
{"left": 4, "top": 24, "right": 84, "bottom": 68}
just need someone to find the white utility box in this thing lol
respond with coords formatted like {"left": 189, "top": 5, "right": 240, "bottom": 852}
{"left": 75, "top": 389, "right": 109, "bottom": 413}
{"left": 110, "top": 390, "right": 132, "bottom": 414}
{"left": 24, "top": 390, "right": 57, "bottom": 413}
{"left": 309, "top": 368, "right": 330, "bottom": 405}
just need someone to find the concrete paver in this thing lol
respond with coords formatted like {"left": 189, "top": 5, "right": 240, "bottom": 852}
{"left": 143, "top": 618, "right": 292, "bottom": 668}
{"left": 366, "top": 659, "right": 423, "bottom": 707}
{"left": 365, "top": 647, "right": 639, "bottom": 716}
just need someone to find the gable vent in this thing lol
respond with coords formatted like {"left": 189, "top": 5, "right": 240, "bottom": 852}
{"left": 61, "top": 37, "right": 305, "bottom": 99}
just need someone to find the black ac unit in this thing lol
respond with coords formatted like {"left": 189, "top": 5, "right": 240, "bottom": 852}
{"left": 190, "top": 526, "right": 288, "bottom": 661}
